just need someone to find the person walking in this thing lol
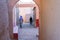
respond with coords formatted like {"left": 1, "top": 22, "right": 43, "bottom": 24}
{"left": 29, "top": 17, "right": 33, "bottom": 25}
{"left": 19, "top": 16, "right": 23, "bottom": 28}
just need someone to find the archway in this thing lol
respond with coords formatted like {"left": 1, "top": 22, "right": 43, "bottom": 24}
{"left": 8, "top": 0, "right": 41, "bottom": 40}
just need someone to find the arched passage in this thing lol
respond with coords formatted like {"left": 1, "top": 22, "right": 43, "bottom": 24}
{"left": 7, "top": 0, "right": 41, "bottom": 40}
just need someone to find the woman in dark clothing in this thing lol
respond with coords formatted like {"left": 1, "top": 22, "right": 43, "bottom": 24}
{"left": 30, "top": 17, "right": 33, "bottom": 25}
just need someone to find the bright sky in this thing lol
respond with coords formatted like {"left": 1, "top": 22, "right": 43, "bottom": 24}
{"left": 20, "top": 0, "right": 33, "bottom": 2}
{"left": 17, "top": 0, "right": 35, "bottom": 4}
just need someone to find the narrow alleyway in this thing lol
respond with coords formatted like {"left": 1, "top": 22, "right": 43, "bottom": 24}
{"left": 13, "top": 23, "right": 39, "bottom": 40}
{"left": 18, "top": 28, "right": 38, "bottom": 40}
